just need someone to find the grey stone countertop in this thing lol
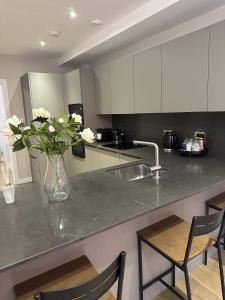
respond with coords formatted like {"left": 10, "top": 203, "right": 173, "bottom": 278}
{"left": 1, "top": 144, "right": 225, "bottom": 272}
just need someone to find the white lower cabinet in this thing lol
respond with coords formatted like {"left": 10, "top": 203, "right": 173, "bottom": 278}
{"left": 98, "top": 149, "right": 120, "bottom": 169}
{"left": 86, "top": 147, "right": 100, "bottom": 171}
{"left": 119, "top": 154, "right": 138, "bottom": 165}
{"left": 69, "top": 155, "right": 87, "bottom": 175}
{"left": 69, "top": 146, "right": 139, "bottom": 175}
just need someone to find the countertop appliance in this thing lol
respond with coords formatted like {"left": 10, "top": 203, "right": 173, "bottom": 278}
{"left": 68, "top": 104, "right": 85, "bottom": 158}
{"left": 163, "top": 130, "right": 178, "bottom": 151}
{"left": 113, "top": 128, "right": 125, "bottom": 145}
{"left": 179, "top": 130, "right": 208, "bottom": 157}
{"left": 96, "top": 128, "right": 113, "bottom": 143}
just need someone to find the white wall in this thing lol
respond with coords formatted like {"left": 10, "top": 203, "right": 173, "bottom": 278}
{"left": 0, "top": 55, "right": 72, "bottom": 182}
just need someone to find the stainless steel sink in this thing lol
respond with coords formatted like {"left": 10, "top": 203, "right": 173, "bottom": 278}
{"left": 107, "top": 163, "right": 155, "bottom": 182}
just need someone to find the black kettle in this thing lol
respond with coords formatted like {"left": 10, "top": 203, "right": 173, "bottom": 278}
{"left": 163, "top": 130, "right": 178, "bottom": 151}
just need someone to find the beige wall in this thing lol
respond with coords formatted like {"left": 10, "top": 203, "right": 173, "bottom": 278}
{"left": 0, "top": 55, "right": 71, "bottom": 182}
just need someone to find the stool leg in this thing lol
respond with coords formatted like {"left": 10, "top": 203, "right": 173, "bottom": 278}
{"left": 184, "top": 266, "right": 192, "bottom": 300}
{"left": 223, "top": 234, "right": 225, "bottom": 250}
{"left": 218, "top": 244, "right": 225, "bottom": 300}
{"left": 204, "top": 205, "right": 209, "bottom": 265}
{"left": 172, "top": 264, "right": 175, "bottom": 287}
{"left": 137, "top": 236, "right": 144, "bottom": 300}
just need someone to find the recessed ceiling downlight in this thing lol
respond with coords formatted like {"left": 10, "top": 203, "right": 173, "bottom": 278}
{"left": 40, "top": 41, "right": 46, "bottom": 47}
{"left": 50, "top": 30, "right": 61, "bottom": 37}
{"left": 69, "top": 10, "right": 77, "bottom": 18}
{"left": 91, "top": 19, "right": 103, "bottom": 26}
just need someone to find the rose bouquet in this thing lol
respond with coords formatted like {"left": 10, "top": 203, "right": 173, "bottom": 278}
{"left": 4, "top": 107, "right": 94, "bottom": 156}
{"left": 4, "top": 108, "right": 95, "bottom": 201}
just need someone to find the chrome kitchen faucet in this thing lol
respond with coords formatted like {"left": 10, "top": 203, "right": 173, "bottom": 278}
{"left": 133, "top": 140, "right": 162, "bottom": 178}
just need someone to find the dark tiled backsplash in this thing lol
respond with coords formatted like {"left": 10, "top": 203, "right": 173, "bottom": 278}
{"left": 112, "top": 112, "right": 225, "bottom": 157}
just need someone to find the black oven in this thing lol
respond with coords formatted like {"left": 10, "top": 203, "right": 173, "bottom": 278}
{"left": 68, "top": 104, "right": 85, "bottom": 158}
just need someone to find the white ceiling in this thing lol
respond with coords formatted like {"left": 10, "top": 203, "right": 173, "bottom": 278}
{"left": 1, "top": 0, "right": 225, "bottom": 65}
{"left": 0, "top": 0, "right": 150, "bottom": 57}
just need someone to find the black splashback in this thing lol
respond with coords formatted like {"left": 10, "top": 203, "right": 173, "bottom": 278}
{"left": 112, "top": 112, "right": 225, "bottom": 157}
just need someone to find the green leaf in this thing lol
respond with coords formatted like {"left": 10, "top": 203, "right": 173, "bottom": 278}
{"left": 9, "top": 123, "right": 22, "bottom": 134}
{"left": 32, "top": 117, "right": 48, "bottom": 123}
{"left": 12, "top": 139, "right": 25, "bottom": 152}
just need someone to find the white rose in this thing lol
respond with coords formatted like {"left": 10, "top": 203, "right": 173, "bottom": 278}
{"left": 4, "top": 115, "right": 22, "bottom": 135}
{"left": 23, "top": 126, "right": 31, "bottom": 131}
{"left": 58, "top": 118, "right": 64, "bottom": 124}
{"left": 80, "top": 128, "right": 95, "bottom": 143}
{"left": 32, "top": 107, "right": 51, "bottom": 119}
{"left": 72, "top": 113, "right": 82, "bottom": 124}
{"left": 48, "top": 125, "right": 55, "bottom": 133}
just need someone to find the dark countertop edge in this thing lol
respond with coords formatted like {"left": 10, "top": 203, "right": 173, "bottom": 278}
{"left": 2, "top": 177, "right": 224, "bottom": 273}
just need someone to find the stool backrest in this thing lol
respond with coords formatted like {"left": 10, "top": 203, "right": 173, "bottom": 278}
{"left": 34, "top": 251, "right": 126, "bottom": 300}
{"left": 184, "top": 210, "right": 225, "bottom": 264}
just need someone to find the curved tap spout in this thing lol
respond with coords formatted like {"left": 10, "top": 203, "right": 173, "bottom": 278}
{"left": 133, "top": 140, "right": 161, "bottom": 178}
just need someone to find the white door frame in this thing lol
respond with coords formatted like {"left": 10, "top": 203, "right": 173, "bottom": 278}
{"left": 0, "top": 79, "right": 19, "bottom": 184}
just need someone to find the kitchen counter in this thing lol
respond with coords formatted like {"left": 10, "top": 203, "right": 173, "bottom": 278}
{"left": 1, "top": 146, "right": 225, "bottom": 273}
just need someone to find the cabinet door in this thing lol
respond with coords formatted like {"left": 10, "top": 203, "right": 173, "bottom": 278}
{"left": 98, "top": 149, "right": 120, "bottom": 169}
{"left": 208, "top": 20, "right": 225, "bottom": 111}
{"left": 109, "top": 56, "right": 134, "bottom": 114}
{"left": 119, "top": 154, "right": 139, "bottom": 165}
{"left": 69, "top": 156, "right": 87, "bottom": 175}
{"left": 134, "top": 47, "right": 161, "bottom": 113}
{"left": 85, "top": 146, "right": 99, "bottom": 171}
{"left": 29, "top": 73, "right": 64, "bottom": 116}
{"left": 93, "top": 65, "right": 111, "bottom": 114}
{"left": 63, "top": 69, "right": 82, "bottom": 106}
{"left": 162, "top": 28, "right": 209, "bottom": 112}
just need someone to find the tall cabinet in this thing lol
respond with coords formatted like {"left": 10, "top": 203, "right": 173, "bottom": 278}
{"left": 63, "top": 69, "right": 82, "bottom": 106}
{"left": 21, "top": 71, "right": 82, "bottom": 184}
{"left": 133, "top": 46, "right": 161, "bottom": 113}
{"left": 21, "top": 73, "right": 65, "bottom": 183}
{"left": 93, "top": 64, "right": 111, "bottom": 114}
{"left": 208, "top": 20, "right": 225, "bottom": 111}
{"left": 162, "top": 28, "right": 209, "bottom": 112}
{"left": 109, "top": 56, "right": 134, "bottom": 114}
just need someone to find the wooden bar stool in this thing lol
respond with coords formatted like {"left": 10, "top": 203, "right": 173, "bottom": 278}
{"left": 204, "top": 192, "right": 225, "bottom": 265}
{"left": 137, "top": 212, "right": 225, "bottom": 300}
{"left": 14, "top": 252, "right": 126, "bottom": 300}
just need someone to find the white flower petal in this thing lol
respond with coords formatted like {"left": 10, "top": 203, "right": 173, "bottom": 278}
{"left": 48, "top": 125, "right": 55, "bottom": 133}
{"left": 80, "top": 128, "right": 95, "bottom": 143}
{"left": 4, "top": 115, "right": 22, "bottom": 135}
{"left": 32, "top": 107, "right": 51, "bottom": 119}
{"left": 72, "top": 113, "right": 82, "bottom": 124}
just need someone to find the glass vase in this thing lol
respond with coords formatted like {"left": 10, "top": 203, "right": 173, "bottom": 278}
{"left": 44, "top": 154, "right": 71, "bottom": 202}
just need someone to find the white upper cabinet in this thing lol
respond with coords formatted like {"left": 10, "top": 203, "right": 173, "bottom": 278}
{"left": 134, "top": 46, "right": 161, "bottom": 113}
{"left": 162, "top": 28, "right": 209, "bottom": 112}
{"left": 93, "top": 64, "right": 111, "bottom": 114}
{"left": 29, "top": 72, "right": 64, "bottom": 116}
{"left": 208, "top": 20, "right": 225, "bottom": 111}
{"left": 63, "top": 69, "right": 82, "bottom": 105}
{"left": 109, "top": 56, "right": 135, "bottom": 114}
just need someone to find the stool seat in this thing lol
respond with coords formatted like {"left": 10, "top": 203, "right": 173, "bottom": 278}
{"left": 15, "top": 255, "right": 115, "bottom": 300}
{"left": 137, "top": 215, "right": 215, "bottom": 265}
{"left": 206, "top": 192, "right": 225, "bottom": 210}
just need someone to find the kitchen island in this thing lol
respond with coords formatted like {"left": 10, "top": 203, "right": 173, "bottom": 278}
{"left": 1, "top": 147, "right": 225, "bottom": 300}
